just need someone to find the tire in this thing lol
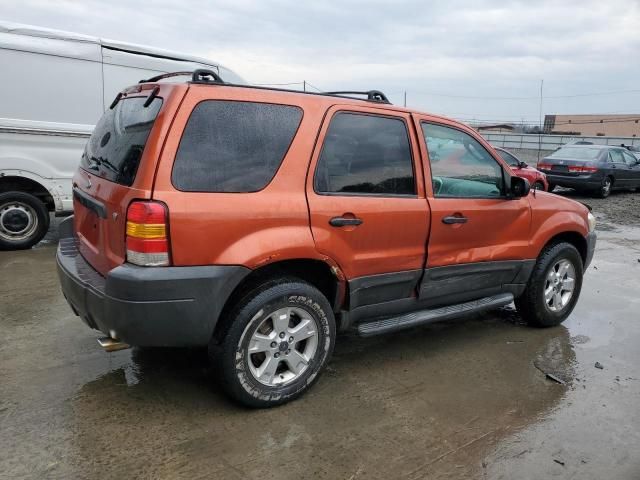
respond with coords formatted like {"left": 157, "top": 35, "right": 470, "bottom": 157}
{"left": 0, "top": 191, "right": 50, "bottom": 250}
{"left": 596, "top": 176, "right": 613, "bottom": 198}
{"left": 515, "top": 242, "right": 583, "bottom": 327}
{"left": 533, "top": 181, "right": 545, "bottom": 191}
{"left": 212, "top": 278, "right": 336, "bottom": 408}
{"left": 547, "top": 183, "right": 556, "bottom": 192}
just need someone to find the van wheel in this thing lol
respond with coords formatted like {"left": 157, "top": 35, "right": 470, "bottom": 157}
{"left": 515, "top": 242, "right": 583, "bottom": 327}
{"left": 0, "top": 191, "right": 50, "bottom": 250}
{"left": 212, "top": 278, "right": 336, "bottom": 408}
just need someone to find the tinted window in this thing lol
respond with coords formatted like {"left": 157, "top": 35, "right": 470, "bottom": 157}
{"left": 172, "top": 101, "right": 302, "bottom": 192}
{"left": 497, "top": 149, "right": 520, "bottom": 167}
{"left": 315, "top": 113, "right": 415, "bottom": 195}
{"left": 422, "top": 123, "right": 504, "bottom": 198}
{"left": 549, "top": 146, "right": 602, "bottom": 161}
{"left": 81, "top": 97, "right": 162, "bottom": 186}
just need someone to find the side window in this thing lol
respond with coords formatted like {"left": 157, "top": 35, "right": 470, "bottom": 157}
{"left": 172, "top": 101, "right": 302, "bottom": 192}
{"left": 314, "top": 112, "right": 416, "bottom": 195}
{"left": 422, "top": 123, "right": 504, "bottom": 198}
{"left": 496, "top": 149, "right": 520, "bottom": 167}
{"left": 609, "top": 150, "right": 625, "bottom": 164}
{"left": 622, "top": 151, "right": 637, "bottom": 166}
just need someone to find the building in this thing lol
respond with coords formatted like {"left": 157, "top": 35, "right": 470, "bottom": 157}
{"left": 544, "top": 114, "right": 640, "bottom": 137}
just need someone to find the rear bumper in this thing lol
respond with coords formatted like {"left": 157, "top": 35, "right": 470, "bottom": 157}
{"left": 56, "top": 216, "right": 250, "bottom": 347}
{"left": 585, "top": 231, "right": 597, "bottom": 270}
{"left": 545, "top": 173, "right": 602, "bottom": 190}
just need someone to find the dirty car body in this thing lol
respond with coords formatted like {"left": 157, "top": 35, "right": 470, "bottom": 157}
{"left": 57, "top": 71, "right": 597, "bottom": 407}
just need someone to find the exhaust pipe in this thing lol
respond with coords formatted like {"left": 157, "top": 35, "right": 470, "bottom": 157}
{"left": 97, "top": 336, "right": 130, "bottom": 352}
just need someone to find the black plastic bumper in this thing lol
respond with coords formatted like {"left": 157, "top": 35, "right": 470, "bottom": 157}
{"left": 585, "top": 231, "right": 597, "bottom": 270}
{"left": 56, "top": 217, "right": 250, "bottom": 347}
{"left": 546, "top": 174, "right": 602, "bottom": 190}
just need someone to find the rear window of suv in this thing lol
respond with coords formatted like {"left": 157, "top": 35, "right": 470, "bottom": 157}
{"left": 172, "top": 101, "right": 303, "bottom": 192}
{"left": 81, "top": 97, "right": 162, "bottom": 186}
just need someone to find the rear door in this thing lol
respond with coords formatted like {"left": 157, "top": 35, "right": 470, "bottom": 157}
{"left": 621, "top": 150, "right": 640, "bottom": 187}
{"left": 608, "top": 149, "right": 632, "bottom": 187}
{"left": 414, "top": 116, "right": 532, "bottom": 305}
{"left": 306, "top": 105, "right": 430, "bottom": 308}
{"left": 73, "top": 84, "right": 186, "bottom": 275}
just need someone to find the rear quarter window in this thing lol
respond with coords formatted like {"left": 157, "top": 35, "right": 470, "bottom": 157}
{"left": 81, "top": 97, "right": 162, "bottom": 186}
{"left": 172, "top": 101, "right": 303, "bottom": 192}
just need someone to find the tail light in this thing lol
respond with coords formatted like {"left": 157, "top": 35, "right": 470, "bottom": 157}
{"left": 568, "top": 165, "right": 599, "bottom": 173}
{"left": 125, "top": 201, "right": 170, "bottom": 266}
{"left": 537, "top": 163, "right": 552, "bottom": 170}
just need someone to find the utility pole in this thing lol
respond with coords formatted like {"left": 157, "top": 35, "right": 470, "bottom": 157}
{"left": 404, "top": 91, "right": 407, "bottom": 107}
{"left": 538, "top": 79, "right": 544, "bottom": 163}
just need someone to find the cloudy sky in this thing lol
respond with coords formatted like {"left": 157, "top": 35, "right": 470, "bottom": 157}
{"left": 1, "top": 0, "right": 639, "bottom": 124}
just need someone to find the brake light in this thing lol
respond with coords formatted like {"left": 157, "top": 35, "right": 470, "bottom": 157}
{"left": 537, "top": 163, "right": 552, "bottom": 170}
{"left": 568, "top": 165, "right": 599, "bottom": 173}
{"left": 125, "top": 201, "right": 170, "bottom": 266}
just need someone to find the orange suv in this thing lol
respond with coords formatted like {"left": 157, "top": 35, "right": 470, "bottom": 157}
{"left": 57, "top": 70, "right": 596, "bottom": 407}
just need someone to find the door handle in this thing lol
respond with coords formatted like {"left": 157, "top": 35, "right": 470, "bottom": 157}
{"left": 442, "top": 215, "right": 468, "bottom": 225}
{"left": 329, "top": 216, "right": 363, "bottom": 227}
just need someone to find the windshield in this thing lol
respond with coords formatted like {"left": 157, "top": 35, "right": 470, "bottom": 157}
{"left": 81, "top": 96, "right": 162, "bottom": 186}
{"left": 548, "top": 146, "right": 602, "bottom": 161}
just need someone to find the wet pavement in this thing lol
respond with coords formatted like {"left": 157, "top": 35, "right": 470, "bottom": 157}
{"left": 1, "top": 206, "right": 640, "bottom": 479}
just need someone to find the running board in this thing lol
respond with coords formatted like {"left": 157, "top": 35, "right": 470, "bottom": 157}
{"left": 356, "top": 293, "right": 514, "bottom": 337}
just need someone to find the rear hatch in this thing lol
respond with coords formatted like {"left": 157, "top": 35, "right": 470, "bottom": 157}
{"left": 73, "top": 83, "right": 185, "bottom": 275}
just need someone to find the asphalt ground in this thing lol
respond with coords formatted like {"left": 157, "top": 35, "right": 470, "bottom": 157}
{"left": 1, "top": 190, "right": 639, "bottom": 479}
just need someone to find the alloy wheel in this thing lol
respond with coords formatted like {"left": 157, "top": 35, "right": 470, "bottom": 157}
{"left": 245, "top": 307, "right": 319, "bottom": 386}
{"left": 543, "top": 259, "right": 576, "bottom": 312}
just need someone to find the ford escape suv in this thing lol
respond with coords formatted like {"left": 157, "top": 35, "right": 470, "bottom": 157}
{"left": 57, "top": 70, "right": 596, "bottom": 407}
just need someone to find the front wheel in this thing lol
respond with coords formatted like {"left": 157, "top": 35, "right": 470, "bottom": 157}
{"left": 533, "top": 181, "right": 546, "bottom": 191}
{"left": 0, "top": 191, "right": 50, "bottom": 250}
{"left": 212, "top": 279, "right": 336, "bottom": 408}
{"left": 515, "top": 242, "right": 583, "bottom": 327}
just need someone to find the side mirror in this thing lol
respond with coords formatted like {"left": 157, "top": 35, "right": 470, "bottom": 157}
{"left": 510, "top": 176, "right": 530, "bottom": 198}
{"left": 519, "top": 161, "right": 528, "bottom": 168}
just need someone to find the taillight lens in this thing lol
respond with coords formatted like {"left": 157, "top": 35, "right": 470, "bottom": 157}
{"left": 568, "top": 165, "right": 599, "bottom": 173}
{"left": 537, "top": 163, "right": 552, "bottom": 170}
{"left": 126, "top": 201, "right": 170, "bottom": 266}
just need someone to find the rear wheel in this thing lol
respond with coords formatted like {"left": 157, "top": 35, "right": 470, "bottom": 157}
{"left": 596, "top": 176, "right": 613, "bottom": 198}
{"left": 212, "top": 278, "right": 336, "bottom": 408}
{"left": 533, "top": 181, "right": 545, "bottom": 191}
{"left": 547, "top": 183, "right": 556, "bottom": 192}
{"left": 515, "top": 242, "right": 583, "bottom": 327}
{"left": 0, "top": 191, "right": 50, "bottom": 250}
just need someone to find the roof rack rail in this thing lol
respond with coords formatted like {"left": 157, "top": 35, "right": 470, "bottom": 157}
{"left": 191, "top": 69, "right": 225, "bottom": 84}
{"left": 325, "top": 90, "right": 391, "bottom": 104}
{"left": 139, "top": 71, "right": 193, "bottom": 84}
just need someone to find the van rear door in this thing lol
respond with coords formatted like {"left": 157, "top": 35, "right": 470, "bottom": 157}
{"left": 72, "top": 84, "right": 186, "bottom": 275}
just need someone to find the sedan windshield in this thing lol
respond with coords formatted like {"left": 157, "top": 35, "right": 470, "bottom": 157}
{"left": 548, "top": 147, "right": 602, "bottom": 161}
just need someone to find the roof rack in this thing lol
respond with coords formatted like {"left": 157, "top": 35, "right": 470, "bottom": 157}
{"left": 325, "top": 90, "right": 391, "bottom": 104}
{"left": 139, "top": 70, "right": 391, "bottom": 105}
{"left": 139, "top": 71, "right": 193, "bottom": 84}
{"left": 139, "top": 69, "right": 225, "bottom": 84}
{"left": 191, "top": 69, "right": 225, "bottom": 84}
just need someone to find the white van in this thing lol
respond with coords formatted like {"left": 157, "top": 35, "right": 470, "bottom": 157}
{"left": 0, "top": 22, "right": 245, "bottom": 249}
